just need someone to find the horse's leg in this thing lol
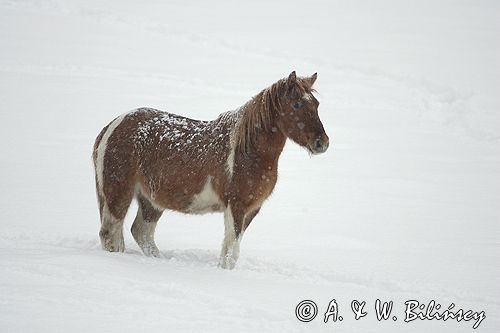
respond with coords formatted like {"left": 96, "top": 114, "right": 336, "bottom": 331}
{"left": 242, "top": 208, "right": 260, "bottom": 232}
{"left": 219, "top": 204, "right": 260, "bottom": 269}
{"left": 131, "top": 194, "right": 163, "bottom": 257}
{"left": 99, "top": 185, "right": 134, "bottom": 253}
{"left": 99, "top": 204, "right": 127, "bottom": 253}
{"left": 219, "top": 204, "right": 239, "bottom": 269}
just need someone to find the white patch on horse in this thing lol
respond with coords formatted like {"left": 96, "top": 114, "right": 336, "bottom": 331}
{"left": 96, "top": 113, "right": 127, "bottom": 196}
{"left": 226, "top": 128, "right": 237, "bottom": 177}
{"left": 303, "top": 92, "right": 313, "bottom": 101}
{"left": 186, "top": 176, "right": 223, "bottom": 214}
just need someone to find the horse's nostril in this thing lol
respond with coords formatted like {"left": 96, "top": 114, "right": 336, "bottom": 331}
{"left": 315, "top": 139, "right": 323, "bottom": 149}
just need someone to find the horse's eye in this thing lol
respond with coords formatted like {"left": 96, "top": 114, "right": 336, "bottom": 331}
{"left": 293, "top": 102, "right": 303, "bottom": 110}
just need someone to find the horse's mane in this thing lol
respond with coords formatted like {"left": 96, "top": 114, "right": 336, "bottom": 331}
{"left": 235, "top": 76, "right": 315, "bottom": 153}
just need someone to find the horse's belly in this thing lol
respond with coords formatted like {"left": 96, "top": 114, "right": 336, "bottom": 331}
{"left": 184, "top": 176, "right": 225, "bottom": 214}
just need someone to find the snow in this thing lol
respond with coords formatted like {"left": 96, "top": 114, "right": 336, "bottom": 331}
{"left": 132, "top": 107, "right": 234, "bottom": 154}
{"left": 1, "top": 0, "right": 499, "bottom": 332}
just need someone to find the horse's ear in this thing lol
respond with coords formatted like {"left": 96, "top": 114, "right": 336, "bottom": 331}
{"left": 304, "top": 72, "right": 317, "bottom": 87}
{"left": 287, "top": 71, "right": 297, "bottom": 85}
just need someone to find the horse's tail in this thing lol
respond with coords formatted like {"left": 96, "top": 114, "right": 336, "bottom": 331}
{"left": 92, "top": 113, "right": 130, "bottom": 219}
{"left": 92, "top": 123, "right": 110, "bottom": 222}
{"left": 92, "top": 123, "right": 110, "bottom": 168}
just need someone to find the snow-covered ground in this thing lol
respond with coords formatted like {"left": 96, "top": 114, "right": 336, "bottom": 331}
{"left": 1, "top": 0, "right": 499, "bottom": 332}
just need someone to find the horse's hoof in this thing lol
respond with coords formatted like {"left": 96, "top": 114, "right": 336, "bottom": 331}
{"left": 218, "top": 256, "right": 236, "bottom": 270}
{"left": 141, "top": 243, "right": 160, "bottom": 257}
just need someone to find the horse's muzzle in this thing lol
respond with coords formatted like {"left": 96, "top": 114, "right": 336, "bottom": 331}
{"left": 310, "top": 135, "right": 329, "bottom": 154}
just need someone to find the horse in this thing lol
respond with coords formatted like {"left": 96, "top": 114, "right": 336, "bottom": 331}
{"left": 92, "top": 71, "right": 329, "bottom": 269}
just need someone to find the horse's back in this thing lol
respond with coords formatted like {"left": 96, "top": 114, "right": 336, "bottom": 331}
{"left": 93, "top": 107, "right": 206, "bottom": 163}
{"left": 93, "top": 107, "right": 234, "bottom": 214}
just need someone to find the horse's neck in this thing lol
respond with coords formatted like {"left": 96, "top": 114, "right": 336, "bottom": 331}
{"left": 234, "top": 92, "right": 287, "bottom": 163}
{"left": 249, "top": 117, "right": 287, "bottom": 163}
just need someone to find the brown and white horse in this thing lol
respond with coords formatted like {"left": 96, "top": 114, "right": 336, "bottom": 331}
{"left": 92, "top": 71, "right": 329, "bottom": 269}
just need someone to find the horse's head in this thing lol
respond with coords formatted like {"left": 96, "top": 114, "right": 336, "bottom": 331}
{"left": 276, "top": 71, "right": 329, "bottom": 154}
